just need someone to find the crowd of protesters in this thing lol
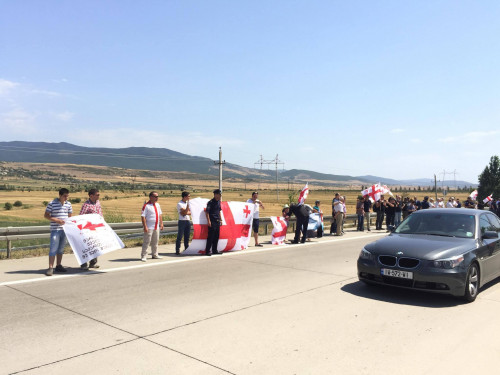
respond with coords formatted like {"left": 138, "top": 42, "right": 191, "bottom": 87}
{"left": 352, "top": 194, "right": 500, "bottom": 233}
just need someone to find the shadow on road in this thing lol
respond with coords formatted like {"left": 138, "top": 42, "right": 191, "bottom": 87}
{"left": 341, "top": 280, "right": 463, "bottom": 308}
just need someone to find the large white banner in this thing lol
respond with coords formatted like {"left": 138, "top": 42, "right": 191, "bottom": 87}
{"left": 271, "top": 216, "right": 288, "bottom": 245}
{"left": 184, "top": 198, "right": 255, "bottom": 254}
{"left": 63, "top": 214, "right": 125, "bottom": 265}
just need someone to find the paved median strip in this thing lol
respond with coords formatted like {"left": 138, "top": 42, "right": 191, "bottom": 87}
{"left": 0, "top": 233, "right": 385, "bottom": 287}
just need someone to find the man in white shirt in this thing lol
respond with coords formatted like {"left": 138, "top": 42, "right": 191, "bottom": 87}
{"left": 446, "top": 198, "right": 455, "bottom": 208}
{"left": 437, "top": 198, "right": 445, "bottom": 208}
{"left": 175, "top": 191, "right": 191, "bottom": 255}
{"left": 141, "top": 191, "right": 164, "bottom": 261}
{"left": 247, "top": 191, "right": 265, "bottom": 246}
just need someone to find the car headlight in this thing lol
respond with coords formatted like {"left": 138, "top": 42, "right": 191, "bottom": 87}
{"left": 359, "top": 248, "right": 375, "bottom": 260}
{"left": 432, "top": 255, "right": 464, "bottom": 269}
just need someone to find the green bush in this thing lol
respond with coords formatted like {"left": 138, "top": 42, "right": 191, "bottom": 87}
{"left": 69, "top": 198, "right": 81, "bottom": 204}
{"left": 4, "top": 202, "right": 13, "bottom": 210}
{"left": 42, "top": 201, "right": 49, "bottom": 207}
{"left": 13, "top": 201, "right": 23, "bottom": 207}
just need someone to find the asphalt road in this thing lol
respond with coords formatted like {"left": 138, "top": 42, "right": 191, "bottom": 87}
{"left": 2, "top": 233, "right": 500, "bottom": 375}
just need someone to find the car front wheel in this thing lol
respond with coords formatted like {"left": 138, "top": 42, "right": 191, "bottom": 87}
{"left": 463, "top": 263, "right": 479, "bottom": 303}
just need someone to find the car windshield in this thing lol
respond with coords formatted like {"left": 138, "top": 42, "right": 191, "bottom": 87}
{"left": 395, "top": 213, "right": 475, "bottom": 238}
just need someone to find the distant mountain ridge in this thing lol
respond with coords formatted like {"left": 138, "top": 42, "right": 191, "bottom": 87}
{"left": 0, "top": 141, "right": 477, "bottom": 187}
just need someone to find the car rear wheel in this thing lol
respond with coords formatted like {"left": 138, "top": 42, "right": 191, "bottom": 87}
{"left": 463, "top": 263, "right": 479, "bottom": 302}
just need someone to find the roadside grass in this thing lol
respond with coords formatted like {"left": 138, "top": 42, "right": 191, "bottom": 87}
{"left": 0, "top": 233, "right": 181, "bottom": 260}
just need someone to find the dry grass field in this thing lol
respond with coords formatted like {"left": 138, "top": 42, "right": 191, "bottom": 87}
{"left": 0, "top": 161, "right": 473, "bottom": 225}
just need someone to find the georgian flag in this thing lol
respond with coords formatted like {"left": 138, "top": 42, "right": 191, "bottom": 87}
{"left": 361, "top": 183, "right": 393, "bottom": 202}
{"left": 483, "top": 194, "right": 493, "bottom": 204}
{"left": 184, "top": 198, "right": 255, "bottom": 254}
{"left": 470, "top": 190, "right": 478, "bottom": 200}
{"left": 298, "top": 183, "right": 309, "bottom": 205}
{"left": 271, "top": 216, "right": 288, "bottom": 245}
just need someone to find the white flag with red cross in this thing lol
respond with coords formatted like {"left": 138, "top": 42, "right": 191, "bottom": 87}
{"left": 470, "top": 190, "right": 478, "bottom": 200}
{"left": 271, "top": 216, "right": 288, "bottom": 245}
{"left": 184, "top": 198, "right": 255, "bottom": 254}
{"left": 483, "top": 194, "right": 493, "bottom": 204}
{"left": 298, "top": 183, "right": 309, "bottom": 205}
{"left": 63, "top": 214, "right": 125, "bottom": 265}
{"left": 361, "top": 183, "right": 393, "bottom": 202}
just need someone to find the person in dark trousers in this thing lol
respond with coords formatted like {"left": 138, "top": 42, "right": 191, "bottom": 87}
{"left": 204, "top": 189, "right": 222, "bottom": 256}
{"left": 373, "top": 195, "right": 386, "bottom": 230}
{"left": 287, "top": 203, "right": 310, "bottom": 243}
{"left": 363, "top": 195, "right": 372, "bottom": 231}
{"left": 356, "top": 196, "right": 365, "bottom": 231}
{"left": 176, "top": 191, "right": 191, "bottom": 255}
{"left": 385, "top": 197, "right": 396, "bottom": 231}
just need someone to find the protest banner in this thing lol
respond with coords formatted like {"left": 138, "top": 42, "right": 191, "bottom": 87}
{"left": 64, "top": 214, "right": 124, "bottom": 265}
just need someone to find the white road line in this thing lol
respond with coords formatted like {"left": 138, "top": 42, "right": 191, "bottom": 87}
{"left": 0, "top": 233, "right": 385, "bottom": 287}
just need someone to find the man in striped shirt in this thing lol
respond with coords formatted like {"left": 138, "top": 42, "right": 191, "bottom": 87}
{"left": 79, "top": 188, "right": 102, "bottom": 270}
{"left": 44, "top": 188, "right": 73, "bottom": 276}
{"left": 140, "top": 191, "right": 164, "bottom": 261}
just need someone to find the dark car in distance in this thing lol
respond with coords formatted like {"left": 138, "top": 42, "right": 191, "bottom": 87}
{"left": 357, "top": 208, "right": 500, "bottom": 302}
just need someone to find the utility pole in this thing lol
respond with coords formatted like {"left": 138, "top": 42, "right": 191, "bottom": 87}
{"left": 254, "top": 154, "right": 265, "bottom": 191}
{"left": 452, "top": 169, "right": 458, "bottom": 190}
{"left": 434, "top": 174, "right": 438, "bottom": 202}
{"left": 254, "top": 154, "right": 284, "bottom": 201}
{"left": 272, "top": 154, "right": 284, "bottom": 201}
{"left": 214, "top": 147, "right": 226, "bottom": 192}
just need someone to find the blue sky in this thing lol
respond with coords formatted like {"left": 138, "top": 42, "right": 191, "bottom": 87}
{"left": 1, "top": 1, "right": 499, "bottom": 184}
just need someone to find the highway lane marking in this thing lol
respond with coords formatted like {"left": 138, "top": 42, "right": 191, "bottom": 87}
{"left": 0, "top": 233, "right": 386, "bottom": 287}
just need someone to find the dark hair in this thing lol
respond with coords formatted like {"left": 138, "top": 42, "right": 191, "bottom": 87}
{"left": 88, "top": 188, "right": 99, "bottom": 196}
{"left": 252, "top": 191, "right": 258, "bottom": 196}
{"left": 59, "top": 188, "right": 69, "bottom": 196}
{"left": 149, "top": 191, "right": 158, "bottom": 198}
{"left": 181, "top": 191, "right": 190, "bottom": 198}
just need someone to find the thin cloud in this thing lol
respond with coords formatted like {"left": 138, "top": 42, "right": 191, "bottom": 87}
{"left": 69, "top": 128, "right": 245, "bottom": 151}
{"left": 1, "top": 108, "right": 38, "bottom": 132}
{"left": 52, "top": 111, "right": 74, "bottom": 121}
{"left": 390, "top": 128, "right": 405, "bottom": 133}
{"left": 0, "top": 79, "right": 19, "bottom": 96}
{"left": 30, "top": 89, "right": 61, "bottom": 97}
{"left": 440, "top": 130, "right": 500, "bottom": 144}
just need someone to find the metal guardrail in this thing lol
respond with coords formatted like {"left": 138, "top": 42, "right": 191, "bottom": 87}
{"left": 0, "top": 214, "right": 364, "bottom": 258}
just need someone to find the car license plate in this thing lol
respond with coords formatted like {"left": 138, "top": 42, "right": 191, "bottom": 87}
{"left": 381, "top": 268, "right": 413, "bottom": 279}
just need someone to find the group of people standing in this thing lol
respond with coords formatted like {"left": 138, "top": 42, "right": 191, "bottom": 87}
{"left": 354, "top": 194, "right": 499, "bottom": 233}
{"left": 44, "top": 188, "right": 102, "bottom": 276}
{"left": 42, "top": 186, "right": 498, "bottom": 276}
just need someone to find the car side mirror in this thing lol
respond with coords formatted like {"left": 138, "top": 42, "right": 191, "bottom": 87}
{"left": 482, "top": 231, "right": 499, "bottom": 240}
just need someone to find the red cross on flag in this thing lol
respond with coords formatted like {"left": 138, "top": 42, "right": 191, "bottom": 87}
{"left": 361, "top": 183, "right": 393, "bottom": 202}
{"left": 271, "top": 216, "right": 288, "bottom": 245}
{"left": 483, "top": 194, "right": 493, "bottom": 204}
{"left": 298, "top": 183, "right": 309, "bottom": 205}
{"left": 184, "top": 197, "right": 255, "bottom": 255}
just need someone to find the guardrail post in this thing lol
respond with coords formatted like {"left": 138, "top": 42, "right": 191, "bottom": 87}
{"left": 7, "top": 239, "right": 12, "bottom": 259}
{"left": 264, "top": 224, "right": 268, "bottom": 235}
